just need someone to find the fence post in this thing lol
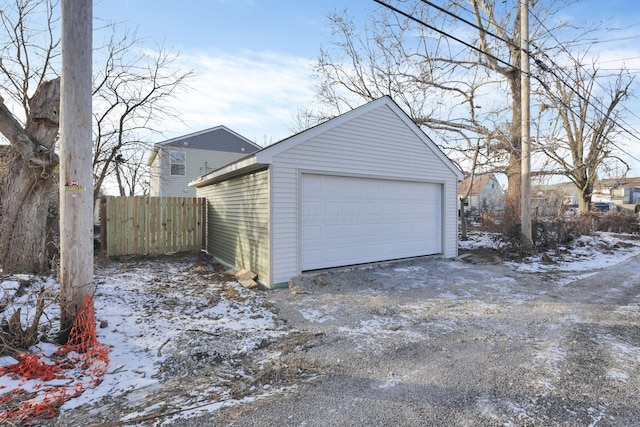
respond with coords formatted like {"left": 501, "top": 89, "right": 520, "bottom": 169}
{"left": 201, "top": 198, "right": 207, "bottom": 251}
{"left": 100, "top": 195, "right": 107, "bottom": 253}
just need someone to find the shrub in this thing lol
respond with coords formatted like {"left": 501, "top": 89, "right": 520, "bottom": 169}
{"left": 480, "top": 211, "right": 640, "bottom": 258}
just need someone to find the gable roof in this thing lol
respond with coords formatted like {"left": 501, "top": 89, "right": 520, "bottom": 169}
{"left": 147, "top": 125, "right": 260, "bottom": 166}
{"left": 191, "top": 96, "right": 463, "bottom": 187}
{"left": 458, "top": 174, "right": 496, "bottom": 197}
{"left": 595, "top": 177, "right": 640, "bottom": 189}
{"left": 534, "top": 177, "right": 640, "bottom": 199}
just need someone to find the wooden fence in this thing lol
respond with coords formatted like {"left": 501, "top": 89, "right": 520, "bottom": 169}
{"left": 101, "top": 196, "right": 206, "bottom": 257}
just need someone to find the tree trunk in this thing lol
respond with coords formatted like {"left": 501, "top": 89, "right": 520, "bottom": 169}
{"left": 460, "top": 197, "right": 468, "bottom": 241}
{"left": 504, "top": 71, "right": 522, "bottom": 222}
{"left": 577, "top": 183, "right": 592, "bottom": 214}
{"left": 0, "top": 79, "right": 60, "bottom": 274}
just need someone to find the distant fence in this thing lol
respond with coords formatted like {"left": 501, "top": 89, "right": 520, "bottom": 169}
{"left": 101, "top": 196, "right": 206, "bottom": 257}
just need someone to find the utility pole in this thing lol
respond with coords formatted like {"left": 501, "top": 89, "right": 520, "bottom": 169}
{"left": 520, "top": 0, "right": 532, "bottom": 247}
{"left": 59, "top": 0, "right": 93, "bottom": 341}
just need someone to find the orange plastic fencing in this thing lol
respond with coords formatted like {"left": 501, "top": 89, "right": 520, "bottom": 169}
{"left": 0, "top": 295, "right": 111, "bottom": 424}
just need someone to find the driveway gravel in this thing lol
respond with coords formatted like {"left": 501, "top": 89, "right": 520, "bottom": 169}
{"left": 174, "top": 253, "right": 640, "bottom": 426}
{"left": 50, "top": 248, "right": 640, "bottom": 426}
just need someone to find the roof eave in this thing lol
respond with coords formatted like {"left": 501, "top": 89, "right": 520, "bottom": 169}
{"left": 146, "top": 147, "right": 159, "bottom": 166}
{"left": 189, "top": 155, "right": 264, "bottom": 187}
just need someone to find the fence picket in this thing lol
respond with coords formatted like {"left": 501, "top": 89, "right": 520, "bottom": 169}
{"left": 103, "top": 196, "right": 205, "bottom": 256}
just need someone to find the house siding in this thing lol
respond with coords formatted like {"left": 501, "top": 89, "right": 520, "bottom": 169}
{"left": 161, "top": 125, "right": 260, "bottom": 153}
{"left": 149, "top": 156, "right": 162, "bottom": 197}
{"left": 196, "top": 169, "right": 270, "bottom": 283}
{"left": 476, "top": 176, "right": 503, "bottom": 213}
{"left": 152, "top": 148, "right": 251, "bottom": 197}
{"left": 269, "top": 103, "right": 459, "bottom": 285}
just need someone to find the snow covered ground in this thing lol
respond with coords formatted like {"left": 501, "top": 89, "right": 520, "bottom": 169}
{"left": 1, "top": 231, "right": 640, "bottom": 425}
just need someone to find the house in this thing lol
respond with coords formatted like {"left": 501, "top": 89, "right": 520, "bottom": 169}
{"left": 147, "top": 126, "right": 261, "bottom": 197}
{"left": 458, "top": 174, "right": 504, "bottom": 216}
{"left": 593, "top": 177, "right": 640, "bottom": 205}
{"left": 531, "top": 182, "right": 576, "bottom": 216}
{"left": 533, "top": 177, "right": 640, "bottom": 215}
{"left": 190, "top": 96, "right": 463, "bottom": 288}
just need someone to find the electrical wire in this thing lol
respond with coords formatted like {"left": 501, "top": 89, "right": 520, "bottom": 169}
{"left": 372, "top": 0, "right": 640, "bottom": 164}
{"left": 528, "top": 8, "right": 640, "bottom": 154}
{"left": 567, "top": 34, "right": 640, "bottom": 48}
{"left": 372, "top": 0, "right": 515, "bottom": 70}
{"left": 418, "top": 0, "right": 521, "bottom": 52}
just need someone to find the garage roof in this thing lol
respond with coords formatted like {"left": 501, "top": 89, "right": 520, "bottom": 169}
{"left": 190, "top": 96, "right": 463, "bottom": 188}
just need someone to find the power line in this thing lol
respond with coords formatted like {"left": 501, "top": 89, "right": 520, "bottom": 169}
{"left": 373, "top": 0, "right": 640, "bottom": 164}
{"left": 598, "top": 56, "right": 640, "bottom": 64}
{"left": 413, "top": 0, "right": 640, "bottom": 148}
{"left": 528, "top": 9, "right": 640, "bottom": 155}
{"left": 418, "top": 0, "right": 521, "bottom": 52}
{"left": 567, "top": 34, "right": 640, "bottom": 48}
{"left": 372, "top": 0, "right": 516, "bottom": 71}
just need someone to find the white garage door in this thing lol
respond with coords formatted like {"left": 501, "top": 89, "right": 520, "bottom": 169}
{"left": 301, "top": 174, "right": 442, "bottom": 270}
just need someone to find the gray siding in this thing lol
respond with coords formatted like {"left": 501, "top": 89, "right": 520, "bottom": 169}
{"left": 196, "top": 169, "right": 270, "bottom": 283}
{"left": 162, "top": 126, "right": 260, "bottom": 153}
{"left": 269, "top": 103, "right": 459, "bottom": 285}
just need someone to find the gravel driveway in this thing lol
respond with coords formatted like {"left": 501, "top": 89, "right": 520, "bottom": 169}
{"left": 172, "top": 252, "right": 640, "bottom": 426}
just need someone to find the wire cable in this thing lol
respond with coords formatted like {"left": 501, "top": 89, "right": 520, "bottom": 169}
{"left": 372, "top": 0, "right": 640, "bottom": 164}
{"left": 372, "top": 0, "right": 516, "bottom": 70}
{"left": 528, "top": 8, "right": 640, "bottom": 153}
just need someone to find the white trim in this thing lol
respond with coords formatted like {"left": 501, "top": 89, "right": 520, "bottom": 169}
{"left": 189, "top": 157, "right": 261, "bottom": 187}
{"left": 169, "top": 150, "right": 186, "bottom": 176}
{"left": 191, "top": 97, "right": 463, "bottom": 189}
{"left": 268, "top": 167, "right": 274, "bottom": 287}
{"left": 295, "top": 168, "right": 447, "bottom": 185}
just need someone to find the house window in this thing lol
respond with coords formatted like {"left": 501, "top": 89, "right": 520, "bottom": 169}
{"left": 169, "top": 151, "right": 186, "bottom": 176}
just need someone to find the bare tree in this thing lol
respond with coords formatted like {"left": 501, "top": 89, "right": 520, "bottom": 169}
{"left": 92, "top": 28, "right": 192, "bottom": 202}
{"left": 534, "top": 58, "right": 634, "bottom": 214}
{"left": 458, "top": 137, "right": 483, "bottom": 240}
{"left": 0, "top": 0, "right": 60, "bottom": 273}
{"left": 0, "top": 0, "right": 191, "bottom": 273}
{"left": 310, "top": 1, "right": 595, "bottom": 220}
{"left": 112, "top": 143, "right": 150, "bottom": 196}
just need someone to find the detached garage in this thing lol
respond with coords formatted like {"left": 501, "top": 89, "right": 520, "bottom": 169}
{"left": 191, "top": 96, "right": 463, "bottom": 288}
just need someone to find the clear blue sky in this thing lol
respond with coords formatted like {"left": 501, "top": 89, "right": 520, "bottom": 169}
{"left": 92, "top": 0, "right": 640, "bottom": 174}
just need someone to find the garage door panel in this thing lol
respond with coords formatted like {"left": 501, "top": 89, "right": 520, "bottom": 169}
{"left": 301, "top": 174, "right": 442, "bottom": 270}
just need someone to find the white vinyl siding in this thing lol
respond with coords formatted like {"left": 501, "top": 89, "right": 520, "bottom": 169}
{"left": 195, "top": 97, "right": 461, "bottom": 288}
{"left": 156, "top": 148, "right": 252, "bottom": 197}
{"left": 196, "top": 169, "right": 270, "bottom": 282}
{"left": 148, "top": 155, "right": 162, "bottom": 197}
{"left": 269, "top": 103, "right": 458, "bottom": 284}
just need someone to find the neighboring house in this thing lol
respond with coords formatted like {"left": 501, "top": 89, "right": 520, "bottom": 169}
{"left": 191, "top": 96, "right": 463, "bottom": 288}
{"left": 458, "top": 174, "right": 504, "bottom": 216}
{"left": 147, "top": 126, "right": 260, "bottom": 197}
{"left": 534, "top": 177, "right": 640, "bottom": 214}
{"left": 593, "top": 177, "right": 640, "bottom": 205}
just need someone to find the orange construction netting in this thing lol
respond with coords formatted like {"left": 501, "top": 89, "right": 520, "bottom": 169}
{"left": 0, "top": 295, "right": 110, "bottom": 424}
